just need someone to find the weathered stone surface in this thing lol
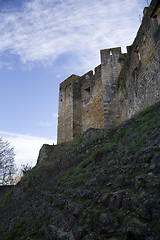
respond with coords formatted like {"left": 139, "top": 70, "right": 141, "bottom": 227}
{"left": 57, "top": 0, "right": 160, "bottom": 144}
{"left": 0, "top": 100, "right": 160, "bottom": 239}
{"left": 0, "top": 1, "right": 160, "bottom": 239}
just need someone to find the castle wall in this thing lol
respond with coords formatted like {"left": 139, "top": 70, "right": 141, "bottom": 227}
{"left": 116, "top": 0, "right": 160, "bottom": 122}
{"left": 72, "top": 76, "right": 82, "bottom": 138}
{"left": 101, "top": 48, "right": 122, "bottom": 128}
{"left": 57, "top": 75, "right": 79, "bottom": 144}
{"left": 80, "top": 66, "right": 104, "bottom": 133}
{"left": 58, "top": 66, "right": 104, "bottom": 144}
{"left": 57, "top": 0, "right": 160, "bottom": 144}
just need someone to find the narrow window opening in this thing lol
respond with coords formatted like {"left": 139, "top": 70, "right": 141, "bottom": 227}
{"left": 110, "top": 51, "right": 112, "bottom": 56}
{"left": 84, "top": 87, "right": 91, "bottom": 104}
{"left": 85, "top": 87, "right": 91, "bottom": 96}
{"left": 85, "top": 75, "right": 89, "bottom": 79}
{"left": 138, "top": 51, "right": 141, "bottom": 62}
{"left": 134, "top": 46, "right": 141, "bottom": 64}
{"left": 64, "top": 86, "right": 67, "bottom": 101}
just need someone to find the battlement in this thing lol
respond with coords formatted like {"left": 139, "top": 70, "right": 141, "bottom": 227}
{"left": 57, "top": 0, "right": 160, "bottom": 144}
{"left": 60, "top": 74, "right": 79, "bottom": 87}
{"left": 100, "top": 47, "right": 122, "bottom": 65}
{"left": 94, "top": 64, "right": 101, "bottom": 76}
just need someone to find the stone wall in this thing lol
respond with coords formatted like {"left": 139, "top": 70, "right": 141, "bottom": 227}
{"left": 57, "top": 75, "right": 79, "bottom": 144}
{"left": 101, "top": 48, "right": 122, "bottom": 128}
{"left": 57, "top": 67, "right": 104, "bottom": 143}
{"left": 57, "top": 0, "right": 160, "bottom": 144}
{"left": 116, "top": 0, "right": 160, "bottom": 123}
{"left": 80, "top": 67, "right": 104, "bottom": 133}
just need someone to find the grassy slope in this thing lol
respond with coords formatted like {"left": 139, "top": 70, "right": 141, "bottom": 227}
{"left": 0, "top": 102, "right": 160, "bottom": 240}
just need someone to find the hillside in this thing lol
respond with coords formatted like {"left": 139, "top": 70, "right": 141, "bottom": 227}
{"left": 0, "top": 102, "right": 160, "bottom": 240}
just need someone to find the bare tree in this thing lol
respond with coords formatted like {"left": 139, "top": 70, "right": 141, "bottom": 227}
{"left": 0, "top": 138, "right": 15, "bottom": 185}
{"left": 21, "top": 163, "right": 32, "bottom": 175}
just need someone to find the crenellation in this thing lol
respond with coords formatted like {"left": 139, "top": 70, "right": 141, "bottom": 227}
{"left": 94, "top": 64, "right": 101, "bottom": 79}
{"left": 57, "top": 0, "right": 160, "bottom": 144}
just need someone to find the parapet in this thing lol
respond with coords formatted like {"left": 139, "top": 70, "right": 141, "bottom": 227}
{"left": 81, "top": 70, "right": 93, "bottom": 80}
{"left": 94, "top": 64, "right": 101, "bottom": 79}
{"left": 100, "top": 47, "right": 122, "bottom": 65}
{"left": 60, "top": 74, "right": 80, "bottom": 89}
{"left": 57, "top": 0, "right": 160, "bottom": 144}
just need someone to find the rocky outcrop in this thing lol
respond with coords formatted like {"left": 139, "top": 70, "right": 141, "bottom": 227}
{"left": 0, "top": 102, "right": 160, "bottom": 239}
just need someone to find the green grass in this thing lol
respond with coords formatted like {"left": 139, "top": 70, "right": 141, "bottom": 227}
{"left": 0, "top": 191, "right": 13, "bottom": 208}
{"left": 57, "top": 103, "right": 160, "bottom": 187}
{"left": 4, "top": 214, "right": 45, "bottom": 240}
{"left": 69, "top": 134, "right": 82, "bottom": 146}
{"left": 21, "top": 102, "right": 160, "bottom": 193}
{"left": 55, "top": 149, "right": 100, "bottom": 187}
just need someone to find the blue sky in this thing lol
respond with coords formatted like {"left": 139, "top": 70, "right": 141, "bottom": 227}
{"left": 0, "top": 0, "right": 150, "bottom": 167}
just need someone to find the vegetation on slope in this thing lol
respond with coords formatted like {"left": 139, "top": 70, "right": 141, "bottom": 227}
{"left": 0, "top": 102, "right": 160, "bottom": 240}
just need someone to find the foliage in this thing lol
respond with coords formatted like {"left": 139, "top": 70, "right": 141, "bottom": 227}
{"left": 21, "top": 163, "right": 32, "bottom": 175}
{"left": 69, "top": 134, "right": 82, "bottom": 146}
{"left": 0, "top": 138, "right": 16, "bottom": 185}
{"left": 11, "top": 169, "right": 23, "bottom": 185}
{"left": 0, "top": 191, "right": 13, "bottom": 208}
{"left": 0, "top": 103, "right": 160, "bottom": 239}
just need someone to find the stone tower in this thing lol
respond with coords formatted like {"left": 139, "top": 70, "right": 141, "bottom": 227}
{"left": 57, "top": 0, "right": 160, "bottom": 144}
{"left": 57, "top": 47, "right": 123, "bottom": 144}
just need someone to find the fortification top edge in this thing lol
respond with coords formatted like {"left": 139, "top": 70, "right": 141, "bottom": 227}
{"left": 60, "top": 74, "right": 80, "bottom": 87}
{"left": 100, "top": 47, "right": 122, "bottom": 54}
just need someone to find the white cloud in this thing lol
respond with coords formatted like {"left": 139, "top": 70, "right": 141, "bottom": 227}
{"left": 0, "top": 60, "right": 13, "bottom": 70}
{"left": 0, "top": 0, "right": 146, "bottom": 72}
{"left": 0, "top": 131, "right": 55, "bottom": 168}
{"left": 39, "top": 121, "right": 54, "bottom": 127}
{"left": 39, "top": 112, "right": 58, "bottom": 127}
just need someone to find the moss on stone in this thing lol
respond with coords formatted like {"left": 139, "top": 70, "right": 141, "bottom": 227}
{"left": 116, "top": 70, "right": 126, "bottom": 89}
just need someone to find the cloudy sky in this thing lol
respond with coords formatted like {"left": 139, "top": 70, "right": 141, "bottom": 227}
{"left": 0, "top": 0, "right": 150, "bottom": 168}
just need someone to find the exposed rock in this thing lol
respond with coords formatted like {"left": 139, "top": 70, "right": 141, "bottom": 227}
{"left": 0, "top": 102, "right": 160, "bottom": 239}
